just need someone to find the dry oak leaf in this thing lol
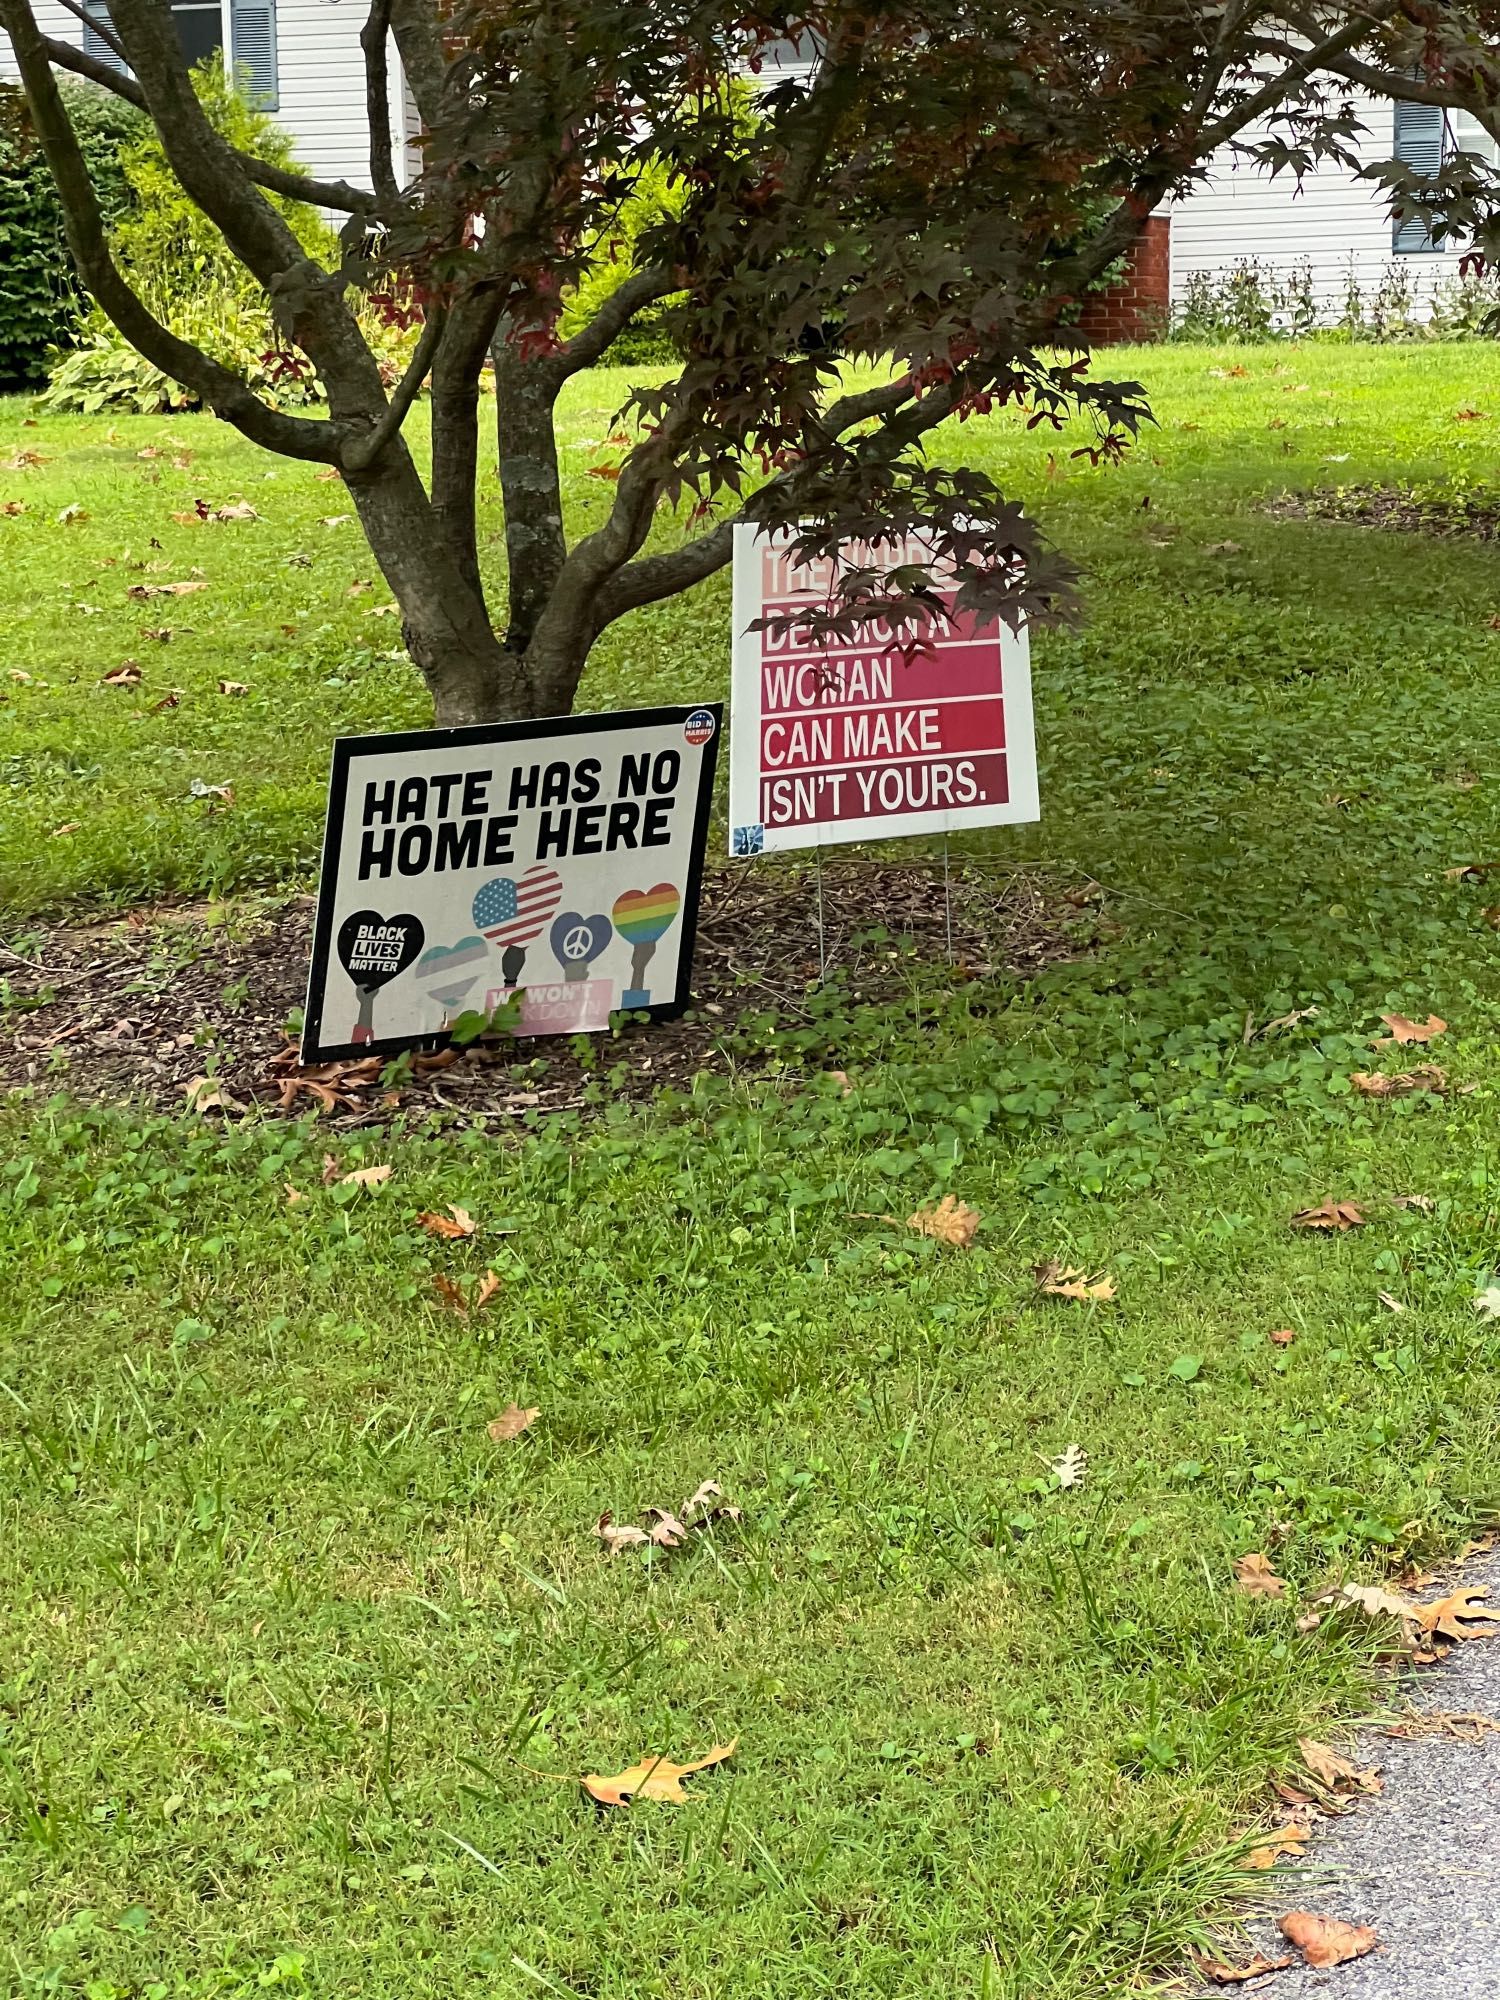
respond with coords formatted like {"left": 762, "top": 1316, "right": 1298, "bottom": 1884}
{"left": 1246, "top": 1828, "right": 1309, "bottom": 1869}
{"left": 1299, "top": 1738, "right": 1382, "bottom": 1795}
{"left": 1339, "top": 1582, "right": 1416, "bottom": 1622}
{"left": 1349, "top": 1065, "right": 1445, "bottom": 1098}
{"left": 1290, "top": 1200, "right": 1365, "bottom": 1232}
{"left": 648, "top": 1508, "right": 688, "bottom": 1548}
{"left": 432, "top": 1273, "right": 468, "bottom": 1313}
{"left": 681, "top": 1478, "right": 741, "bottom": 1525}
{"left": 418, "top": 1204, "right": 476, "bottom": 1240}
{"left": 1392, "top": 1192, "right": 1434, "bottom": 1212}
{"left": 341, "top": 1163, "right": 392, "bottom": 1188}
{"left": 595, "top": 1512, "right": 651, "bottom": 1555}
{"left": 906, "top": 1196, "right": 981, "bottom": 1247}
{"left": 217, "top": 679, "right": 250, "bottom": 696}
{"left": 101, "top": 661, "right": 142, "bottom": 687}
{"left": 213, "top": 500, "right": 259, "bottom": 522}
{"left": 581, "top": 1740, "right": 736, "bottom": 1807}
{"left": 1411, "top": 1587, "right": 1500, "bottom": 1644}
{"left": 1373, "top": 1012, "right": 1446, "bottom": 1046}
{"left": 1277, "top": 1912, "right": 1378, "bottom": 1968}
{"left": 1034, "top": 1260, "right": 1117, "bottom": 1302}
{"left": 183, "top": 1074, "right": 243, "bottom": 1115}
{"left": 1235, "top": 1553, "right": 1286, "bottom": 1599}
{"left": 487, "top": 1403, "right": 539, "bottom": 1442}
{"left": 1269, "top": 1327, "right": 1296, "bottom": 1348}
{"left": 1193, "top": 1951, "right": 1294, "bottom": 1985}
{"left": 474, "top": 1269, "right": 501, "bottom": 1311}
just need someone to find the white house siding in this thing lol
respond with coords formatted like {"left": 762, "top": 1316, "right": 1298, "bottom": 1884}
{"left": 1167, "top": 93, "right": 1486, "bottom": 318}
{"left": 0, "top": 2, "right": 407, "bottom": 209}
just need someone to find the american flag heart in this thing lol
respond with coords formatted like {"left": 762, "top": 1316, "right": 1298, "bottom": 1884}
{"left": 472, "top": 866, "right": 563, "bottom": 948}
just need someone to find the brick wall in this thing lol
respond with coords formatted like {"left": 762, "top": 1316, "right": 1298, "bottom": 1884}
{"left": 1074, "top": 216, "right": 1171, "bottom": 345}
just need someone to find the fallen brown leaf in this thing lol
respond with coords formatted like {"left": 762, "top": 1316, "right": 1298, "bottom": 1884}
{"left": 341, "top": 1163, "right": 392, "bottom": 1188}
{"left": 487, "top": 1403, "right": 538, "bottom": 1442}
{"left": 648, "top": 1508, "right": 688, "bottom": 1547}
{"left": 1290, "top": 1200, "right": 1365, "bottom": 1231}
{"left": 1299, "top": 1737, "right": 1382, "bottom": 1795}
{"left": 1350, "top": 1065, "right": 1445, "bottom": 1098}
{"left": 906, "top": 1196, "right": 981, "bottom": 1248}
{"left": 217, "top": 679, "right": 250, "bottom": 696}
{"left": 1374, "top": 1011, "right": 1446, "bottom": 1046}
{"left": 1278, "top": 1912, "right": 1377, "bottom": 1968}
{"left": 1246, "top": 1828, "right": 1309, "bottom": 1869}
{"left": 681, "top": 1478, "right": 742, "bottom": 1525}
{"left": 284, "top": 1183, "right": 305, "bottom": 1204}
{"left": 1392, "top": 1192, "right": 1434, "bottom": 1212}
{"left": 1034, "top": 1260, "right": 1117, "bottom": 1302}
{"left": 595, "top": 1511, "right": 651, "bottom": 1554}
{"left": 1193, "top": 1950, "right": 1294, "bottom": 1985}
{"left": 100, "top": 660, "right": 142, "bottom": 687}
{"left": 1235, "top": 1552, "right": 1286, "bottom": 1599}
{"left": 581, "top": 1741, "right": 736, "bottom": 1807}
{"left": 213, "top": 500, "right": 259, "bottom": 522}
{"left": 474, "top": 1269, "right": 501, "bottom": 1310}
{"left": 1412, "top": 1586, "right": 1500, "bottom": 1643}
{"left": 183, "top": 1074, "right": 243, "bottom": 1116}
{"left": 1385, "top": 1709, "right": 1500, "bottom": 1741}
{"left": 1339, "top": 1582, "right": 1416, "bottom": 1621}
{"left": 1268, "top": 1326, "right": 1296, "bottom": 1348}
{"left": 417, "top": 1204, "right": 476, "bottom": 1240}
{"left": 432, "top": 1273, "right": 468, "bottom": 1313}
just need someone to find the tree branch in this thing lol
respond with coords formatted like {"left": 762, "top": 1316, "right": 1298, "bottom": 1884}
{"left": 37, "top": 31, "right": 380, "bottom": 213}
{"left": 0, "top": 0, "right": 343, "bottom": 461}
{"left": 361, "top": 0, "right": 399, "bottom": 207}
{"left": 54, "top": 0, "right": 123, "bottom": 61}
{"left": 554, "top": 266, "right": 675, "bottom": 375}
{"left": 342, "top": 305, "right": 446, "bottom": 470}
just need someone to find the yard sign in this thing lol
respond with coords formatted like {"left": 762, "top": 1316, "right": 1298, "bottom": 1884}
{"left": 302, "top": 704, "right": 720, "bottom": 1062}
{"left": 728, "top": 525, "right": 1038, "bottom": 854}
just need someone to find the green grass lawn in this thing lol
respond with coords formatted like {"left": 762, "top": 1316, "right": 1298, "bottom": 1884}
{"left": 6, "top": 343, "right": 1500, "bottom": 2000}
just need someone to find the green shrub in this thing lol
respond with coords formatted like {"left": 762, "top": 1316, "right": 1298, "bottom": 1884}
{"left": 0, "top": 80, "right": 146, "bottom": 390}
{"left": 558, "top": 156, "right": 686, "bottom": 365}
{"left": 42, "top": 56, "right": 347, "bottom": 415}
{"left": 43, "top": 58, "right": 422, "bottom": 415}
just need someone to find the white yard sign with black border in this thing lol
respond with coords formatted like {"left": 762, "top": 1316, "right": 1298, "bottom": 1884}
{"left": 302, "top": 703, "right": 720, "bottom": 1063}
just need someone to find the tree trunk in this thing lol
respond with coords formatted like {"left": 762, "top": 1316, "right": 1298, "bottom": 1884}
{"left": 343, "top": 444, "right": 532, "bottom": 726}
{"left": 493, "top": 343, "right": 568, "bottom": 662}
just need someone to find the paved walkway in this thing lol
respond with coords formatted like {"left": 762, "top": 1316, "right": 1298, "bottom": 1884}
{"left": 1223, "top": 1552, "right": 1500, "bottom": 1993}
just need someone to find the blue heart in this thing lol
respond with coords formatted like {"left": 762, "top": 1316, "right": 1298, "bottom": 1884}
{"left": 550, "top": 911, "right": 612, "bottom": 968}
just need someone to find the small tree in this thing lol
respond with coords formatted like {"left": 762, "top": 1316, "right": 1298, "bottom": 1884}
{"left": 0, "top": 0, "right": 1443, "bottom": 724}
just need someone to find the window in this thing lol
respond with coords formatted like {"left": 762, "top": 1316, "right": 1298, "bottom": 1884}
{"left": 80, "top": 2, "right": 277, "bottom": 111}
{"left": 1392, "top": 98, "right": 1446, "bottom": 253}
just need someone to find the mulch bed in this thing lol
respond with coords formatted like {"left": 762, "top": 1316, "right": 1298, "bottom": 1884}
{"left": 1, "top": 859, "right": 1100, "bottom": 1126}
{"left": 1266, "top": 482, "right": 1500, "bottom": 540}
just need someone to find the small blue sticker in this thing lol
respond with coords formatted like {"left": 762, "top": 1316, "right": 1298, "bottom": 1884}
{"left": 732, "top": 824, "right": 765, "bottom": 857}
{"left": 684, "top": 708, "right": 716, "bottom": 746}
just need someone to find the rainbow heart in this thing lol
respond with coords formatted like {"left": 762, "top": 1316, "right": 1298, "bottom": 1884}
{"left": 611, "top": 883, "right": 681, "bottom": 945}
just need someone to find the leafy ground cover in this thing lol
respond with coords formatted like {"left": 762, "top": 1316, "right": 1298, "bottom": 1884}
{"left": 5, "top": 344, "right": 1500, "bottom": 1999}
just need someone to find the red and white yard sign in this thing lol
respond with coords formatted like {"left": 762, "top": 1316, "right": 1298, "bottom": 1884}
{"left": 728, "top": 525, "right": 1038, "bottom": 855}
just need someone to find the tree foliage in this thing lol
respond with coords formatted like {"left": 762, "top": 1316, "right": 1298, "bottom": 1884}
{"left": 0, "top": 0, "right": 1493, "bottom": 724}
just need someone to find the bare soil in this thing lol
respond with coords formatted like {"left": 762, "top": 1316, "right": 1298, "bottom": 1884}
{"left": 1, "top": 858, "right": 1100, "bottom": 1126}
{"left": 1267, "top": 482, "right": 1500, "bottom": 540}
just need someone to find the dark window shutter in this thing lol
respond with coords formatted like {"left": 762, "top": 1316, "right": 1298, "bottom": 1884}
{"left": 81, "top": 0, "right": 129, "bottom": 75}
{"left": 1392, "top": 98, "right": 1446, "bottom": 252}
{"left": 230, "top": 0, "right": 279, "bottom": 110}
